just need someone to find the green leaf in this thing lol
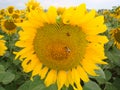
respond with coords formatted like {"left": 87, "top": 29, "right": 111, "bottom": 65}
{"left": 18, "top": 76, "right": 58, "bottom": 90}
{"left": 91, "top": 68, "right": 106, "bottom": 84}
{"left": 0, "top": 86, "right": 5, "bottom": 90}
{"left": 68, "top": 85, "right": 73, "bottom": 90}
{"left": 13, "top": 59, "right": 21, "bottom": 65}
{"left": 18, "top": 76, "right": 44, "bottom": 90}
{"left": 61, "top": 86, "right": 69, "bottom": 90}
{"left": 18, "top": 80, "right": 31, "bottom": 90}
{"left": 113, "top": 78, "right": 120, "bottom": 89}
{"left": 95, "top": 68, "right": 106, "bottom": 79}
{"left": 104, "top": 70, "right": 112, "bottom": 81}
{"left": 83, "top": 81, "right": 101, "bottom": 90}
{"left": 0, "top": 72, "right": 15, "bottom": 84}
{"left": 46, "top": 84, "right": 57, "bottom": 90}
{"left": 0, "top": 65, "right": 5, "bottom": 72}
{"left": 105, "top": 46, "right": 120, "bottom": 66}
{"left": 104, "top": 41, "right": 113, "bottom": 50}
{"left": 115, "top": 67, "right": 120, "bottom": 75}
{"left": 56, "top": 16, "right": 61, "bottom": 23}
{"left": 104, "top": 83, "right": 117, "bottom": 90}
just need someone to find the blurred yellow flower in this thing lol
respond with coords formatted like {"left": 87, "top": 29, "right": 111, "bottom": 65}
{"left": 110, "top": 28, "right": 120, "bottom": 49}
{"left": 26, "top": 0, "right": 42, "bottom": 12}
{"left": 0, "top": 9, "right": 6, "bottom": 16}
{"left": 6, "top": 6, "right": 15, "bottom": 15}
{"left": 1, "top": 19, "right": 17, "bottom": 34}
{"left": 0, "top": 35, "right": 7, "bottom": 56}
{"left": 57, "top": 7, "right": 66, "bottom": 15}
{"left": 12, "top": 12, "right": 20, "bottom": 19}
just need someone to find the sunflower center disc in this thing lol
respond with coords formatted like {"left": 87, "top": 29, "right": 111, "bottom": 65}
{"left": 8, "top": 7, "right": 14, "bottom": 14}
{"left": 12, "top": 14, "right": 19, "bottom": 19}
{"left": 33, "top": 23, "right": 88, "bottom": 70}
{"left": 4, "top": 20, "right": 16, "bottom": 30}
{"left": 114, "top": 29, "right": 120, "bottom": 43}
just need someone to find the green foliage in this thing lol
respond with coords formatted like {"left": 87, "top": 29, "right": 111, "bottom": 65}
{"left": 18, "top": 76, "right": 58, "bottom": 90}
{"left": 0, "top": 65, "right": 15, "bottom": 85}
{"left": 83, "top": 81, "right": 101, "bottom": 90}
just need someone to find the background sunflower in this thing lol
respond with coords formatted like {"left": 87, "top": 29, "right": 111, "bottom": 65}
{"left": 0, "top": 35, "right": 7, "bottom": 56}
{"left": 1, "top": 19, "right": 17, "bottom": 34}
{"left": 110, "top": 28, "right": 120, "bottom": 49}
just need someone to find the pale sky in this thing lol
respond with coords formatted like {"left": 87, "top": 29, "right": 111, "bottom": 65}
{"left": 0, "top": 0, "right": 120, "bottom": 10}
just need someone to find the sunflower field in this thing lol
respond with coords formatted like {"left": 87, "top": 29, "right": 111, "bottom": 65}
{"left": 0, "top": 0, "right": 120, "bottom": 90}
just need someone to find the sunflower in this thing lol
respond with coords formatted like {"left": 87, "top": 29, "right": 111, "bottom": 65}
{"left": 26, "top": 0, "right": 42, "bottom": 12}
{"left": 14, "top": 18, "right": 24, "bottom": 23}
{"left": 0, "top": 9, "right": 6, "bottom": 16}
{"left": 0, "top": 15, "right": 3, "bottom": 26}
{"left": 1, "top": 19, "right": 17, "bottom": 34}
{"left": 57, "top": 7, "right": 66, "bottom": 15}
{"left": 11, "top": 12, "right": 23, "bottom": 23}
{"left": 12, "top": 12, "right": 20, "bottom": 19}
{"left": 6, "top": 6, "right": 15, "bottom": 15}
{"left": 15, "top": 4, "right": 108, "bottom": 90}
{"left": 0, "top": 15, "right": 3, "bottom": 19}
{"left": 110, "top": 28, "right": 120, "bottom": 49}
{"left": 14, "top": 9, "right": 21, "bottom": 14}
{"left": 0, "top": 35, "right": 7, "bottom": 56}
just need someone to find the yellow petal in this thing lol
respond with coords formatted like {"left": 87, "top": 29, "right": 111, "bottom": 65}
{"left": 44, "top": 69, "right": 57, "bottom": 87}
{"left": 77, "top": 65, "right": 89, "bottom": 82}
{"left": 79, "top": 9, "right": 96, "bottom": 25}
{"left": 47, "top": 6, "right": 57, "bottom": 23}
{"left": 80, "top": 59, "right": 99, "bottom": 76}
{"left": 71, "top": 68, "right": 82, "bottom": 90}
{"left": 65, "top": 70, "right": 73, "bottom": 87}
{"left": 62, "top": 7, "right": 74, "bottom": 24}
{"left": 86, "top": 35, "right": 108, "bottom": 44}
{"left": 31, "top": 63, "right": 42, "bottom": 78}
{"left": 87, "top": 16, "right": 104, "bottom": 26}
{"left": 84, "top": 25, "right": 107, "bottom": 35}
{"left": 70, "top": 3, "right": 86, "bottom": 25}
{"left": 57, "top": 70, "right": 67, "bottom": 90}
{"left": 39, "top": 67, "right": 48, "bottom": 79}
{"left": 22, "top": 55, "right": 39, "bottom": 72}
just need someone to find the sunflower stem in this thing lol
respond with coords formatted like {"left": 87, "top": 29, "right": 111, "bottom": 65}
{"left": 61, "top": 86, "right": 68, "bottom": 90}
{"left": 8, "top": 34, "right": 13, "bottom": 60}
